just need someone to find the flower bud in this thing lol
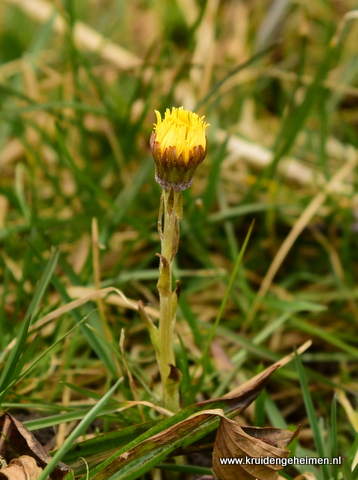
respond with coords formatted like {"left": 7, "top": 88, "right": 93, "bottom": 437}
{"left": 150, "top": 107, "right": 209, "bottom": 191}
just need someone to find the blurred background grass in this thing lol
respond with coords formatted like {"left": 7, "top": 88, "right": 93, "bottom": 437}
{"left": 1, "top": 0, "right": 358, "bottom": 475}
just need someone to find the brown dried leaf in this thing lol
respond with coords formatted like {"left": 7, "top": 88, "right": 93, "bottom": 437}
{"left": 0, "top": 413, "right": 70, "bottom": 480}
{"left": 212, "top": 417, "right": 299, "bottom": 480}
{"left": 197, "top": 364, "right": 279, "bottom": 413}
{"left": 221, "top": 340, "right": 311, "bottom": 399}
{"left": 91, "top": 343, "right": 309, "bottom": 480}
{"left": 241, "top": 426, "right": 300, "bottom": 448}
{"left": 0, "top": 455, "right": 43, "bottom": 480}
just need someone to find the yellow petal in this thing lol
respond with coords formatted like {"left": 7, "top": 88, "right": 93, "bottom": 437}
{"left": 153, "top": 106, "right": 209, "bottom": 163}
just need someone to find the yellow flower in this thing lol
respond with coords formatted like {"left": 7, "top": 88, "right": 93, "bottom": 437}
{"left": 150, "top": 107, "right": 209, "bottom": 191}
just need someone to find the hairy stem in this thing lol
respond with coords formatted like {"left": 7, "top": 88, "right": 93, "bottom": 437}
{"left": 156, "top": 188, "right": 182, "bottom": 412}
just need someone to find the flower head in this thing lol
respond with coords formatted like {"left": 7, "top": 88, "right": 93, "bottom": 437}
{"left": 150, "top": 107, "right": 209, "bottom": 191}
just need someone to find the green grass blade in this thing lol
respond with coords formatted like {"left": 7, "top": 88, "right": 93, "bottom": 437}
{"left": 264, "top": 396, "right": 288, "bottom": 430}
{"left": 331, "top": 394, "right": 339, "bottom": 480}
{"left": 290, "top": 317, "right": 358, "bottom": 359}
{"left": 103, "top": 158, "right": 153, "bottom": 235}
{"left": 342, "top": 459, "right": 354, "bottom": 480}
{"left": 15, "top": 164, "right": 31, "bottom": 223}
{"left": 208, "top": 202, "right": 276, "bottom": 222}
{"left": 62, "top": 420, "right": 160, "bottom": 468}
{"left": 178, "top": 294, "right": 204, "bottom": 349}
{"left": 157, "top": 464, "right": 212, "bottom": 475}
{"left": 25, "top": 245, "right": 60, "bottom": 319}
{"left": 24, "top": 406, "right": 120, "bottom": 431}
{"left": 55, "top": 125, "right": 116, "bottom": 209}
{"left": 177, "top": 334, "right": 195, "bottom": 407}
{"left": 10, "top": 330, "right": 42, "bottom": 381}
{"left": 3, "top": 315, "right": 90, "bottom": 397}
{"left": 37, "top": 378, "right": 123, "bottom": 480}
{"left": 60, "top": 382, "right": 110, "bottom": 402}
{"left": 279, "top": 473, "right": 295, "bottom": 480}
{"left": 0, "top": 314, "right": 33, "bottom": 403}
{"left": 214, "top": 311, "right": 290, "bottom": 397}
{"left": 195, "top": 43, "right": 276, "bottom": 110}
{"left": 294, "top": 350, "right": 330, "bottom": 480}
{"left": 200, "top": 220, "right": 254, "bottom": 364}
{"left": 1, "top": 102, "right": 111, "bottom": 118}
{"left": 348, "top": 432, "right": 358, "bottom": 467}
{"left": 29, "top": 11, "right": 57, "bottom": 57}
{"left": 264, "top": 45, "right": 337, "bottom": 181}
{"left": 201, "top": 139, "right": 228, "bottom": 214}
{"left": 29, "top": 244, "right": 118, "bottom": 377}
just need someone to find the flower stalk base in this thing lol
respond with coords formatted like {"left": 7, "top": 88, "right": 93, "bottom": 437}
{"left": 156, "top": 189, "right": 182, "bottom": 413}
{"left": 139, "top": 189, "right": 182, "bottom": 413}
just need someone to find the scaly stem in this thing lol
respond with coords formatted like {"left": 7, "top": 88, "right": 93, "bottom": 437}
{"left": 156, "top": 188, "right": 182, "bottom": 413}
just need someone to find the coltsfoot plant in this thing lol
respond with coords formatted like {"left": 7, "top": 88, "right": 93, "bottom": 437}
{"left": 138, "top": 107, "right": 209, "bottom": 413}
